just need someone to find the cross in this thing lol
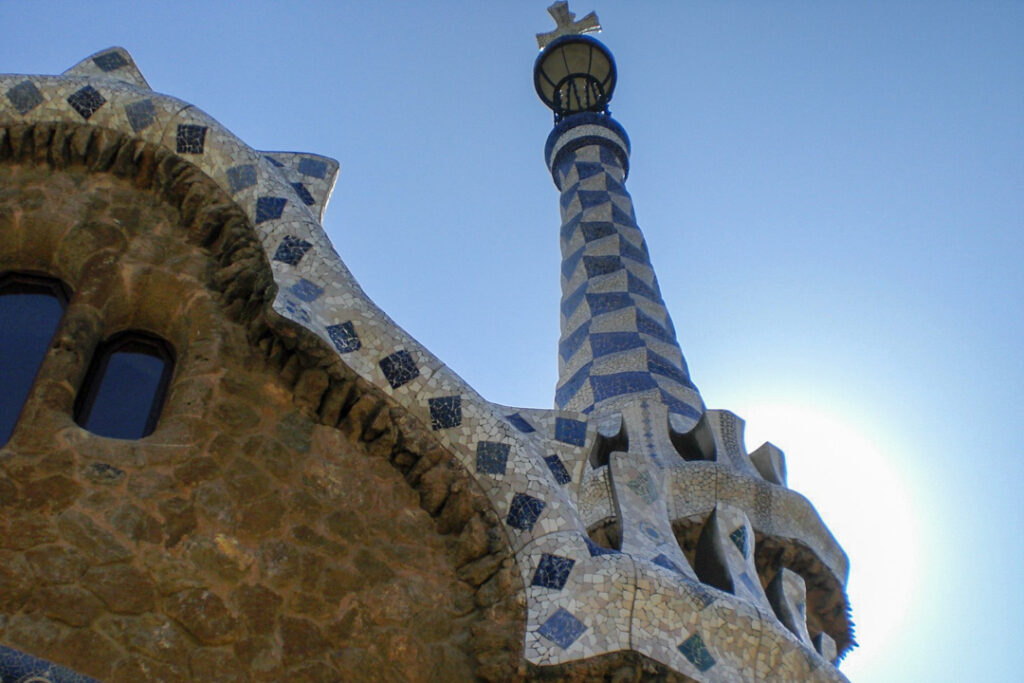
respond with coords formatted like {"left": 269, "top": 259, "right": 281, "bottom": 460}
{"left": 536, "top": 1, "right": 601, "bottom": 49}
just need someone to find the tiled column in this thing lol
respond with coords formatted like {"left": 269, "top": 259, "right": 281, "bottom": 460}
{"left": 546, "top": 113, "right": 704, "bottom": 426}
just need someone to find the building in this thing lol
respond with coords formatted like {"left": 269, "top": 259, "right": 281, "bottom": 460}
{"left": 0, "top": 5, "right": 852, "bottom": 681}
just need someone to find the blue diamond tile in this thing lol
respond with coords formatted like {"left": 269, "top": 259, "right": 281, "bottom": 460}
{"left": 272, "top": 235, "right": 311, "bottom": 265}
{"left": 256, "top": 196, "right": 288, "bottom": 224}
{"left": 297, "top": 157, "right": 328, "bottom": 178}
{"left": 652, "top": 553, "right": 687, "bottom": 576}
{"left": 506, "top": 493, "right": 545, "bottom": 531}
{"left": 290, "top": 278, "right": 323, "bottom": 302}
{"left": 554, "top": 362, "right": 592, "bottom": 408}
{"left": 532, "top": 553, "right": 575, "bottom": 590}
{"left": 538, "top": 608, "right": 587, "bottom": 649}
{"left": 559, "top": 212, "right": 582, "bottom": 242}
{"left": 729, "top": 526, "right": 749, "bottom": 557}
{"left": 379, "top": 350, "right": 419, "bottom": 389}
{"left": 291, "top": 182, "right": 316, "bottom": 206}
{"left": 583, "top": 254, "right": 623, "bottom": 278}
{"left": 584, "top": 536, "right": 618, "bottom": 556}
{"left": 326, "top": 321, "right": 360, "bottom": 353}
{"left": 124, "top": 99, "right": 156, "bottom": 132}
{"left": 226, "top": 164, "right": 257, "bottom": 193}
{"left": 6, "top": 80, "right": 43, "bottom": 114}
{"left": 678, "top": 633, "right": 716, "bottom": 672}
{"left": 476, "top": 440, "right": 510, "bottom": 475}
{"left": 428, "top": 395, "right": 461, "bottom": 430}
{"left": 67, "top": 85, "right": 105, "bottom": 120}
{"left": 580, "top": 221, "right": 616, "bottom": 242}
{"left": 92, "top": 51, "right": 128, "bottom": 71}
{"left": 176, "top": 124, "right": 207, "bottom": 154}
{"left": 591, "top": 371, "right": 658, "bottom": 402}
{"left": 554, "top": 417, "right": 587, "bottom": 446}
{"left": 559, "top": 182, "right": 579, "bottom": 211}
{"left": 589, "top": 331, "right": 643, "bottom": 358}
{"left": 544, "top": 455, "right": 571, "bottom": 485}
{"left": 586, "top": 292, "right": 633, "bottom": 315}
{"left": 559, "top": 320, "right": 591, "bottom": 361}
{"left": 504, "top": 413, "right": 535, "bottom": 433}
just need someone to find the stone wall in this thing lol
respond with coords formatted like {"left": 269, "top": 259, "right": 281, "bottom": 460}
{"left": 0, "top": 128, "right": 524, "bottom": 682}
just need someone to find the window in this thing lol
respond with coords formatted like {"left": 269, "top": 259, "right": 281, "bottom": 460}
{"left": 74, "top": 332, "right": 174, "bottom": 439}
{"left": 0, "top": 273, "right": 68, "bottom": 446}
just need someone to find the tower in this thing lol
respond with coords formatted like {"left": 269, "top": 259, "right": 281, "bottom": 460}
{"left": 0, "top": 6, "right": 851, "bottom": 682}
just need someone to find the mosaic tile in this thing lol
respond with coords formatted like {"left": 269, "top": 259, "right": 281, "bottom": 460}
{"left": 578, "top": 189, "right": 609, "bottom": 209}
{"left": 256, "top": 196, "right": 288, "bottom": 224}
{"left": 0, "top": 644, "right": 99, "bottom": 682}
{"left": 291, "top": 182, "right": 316, "bottom": 206}
{"left": 176, "top": 123, "right": 207, "bottom": 154}
{"left": 626, "top": 471, "right": 658, "bottom": 503}
{"left": 590, "top": 331, "right": 643, "bottom": 358}
{"left": 227, "top": 164, "right": 258, "bottom": 193}
{"left": 660, "top": 390, "right": 701, "bottom": 419}
{"left": 290, "top": 278, "right": 323, "bottom": 302}
{"left": 538, "top": 608, "right": 587, "bottom": 649}
{"left": 580, "top": 220, "right": 616, "bottom": 242}
{"left": 92, "top": 50, "right": 129, "bottom": 72}
{"left": 6, "top": 80, "right": 43, "bottom": 114}
{"left": 554, "top": 417, "right": 586, "bottom": 446}
{"left": 506, "top": 492, "right": 545, "bottom": 531}
{"left": 729, "top": 525, "right": 749, "bottom": 558}
{"left": 619, "top": 236, "right": 649, "bottom": 264}
{"left": 532, "top": 553, "right": 575, "bottom": 590}
{"left": 575, "top": 161, "right": 605, "bottom": 179}
{"left": 505, "top": 413, "right": 535, "bottom": 433}
{"left": 627, "top": 271, "right": 659, "bottom": 301}
{"left": 636, "top": 308, "right": 675, "bottom": 344}
{"left": 67, "top": 85, "right": 106, "bottom": 120}
{"left": 298, "top": 156, "right": 327, "bottom": 178}
{"left": 561, "top": 245, "right": 585, "bottom": 280}
{"left": 379, "top": 349, "right": 419, "bottom": 389}
{"left": 561, "top": 281, "right": 587, "bottom": 318}
{"left": 586, "top": 292, "right": 632, "bottom": 315}
{"left": 559, "top": 320, "right": 591, "bottom": 361}
{"left": 584, "top": 535, "right": 619, "bottom": 556}
{"left": 652, "top": 553, "right": 688, "bottom": 576}
{"left": 272, "top": 235, "right": 311, "bottom": 265}
{"left": 476, "top": 440, "right": 510, "bottom": 475}
{"left": 678, "top": 633, "right": 716, "bottom": 672}
{"left": 544, "top": 455, "right": 572, "bottom": 485}
{"left": 583, "top": 254, "right": 623, "bottom": 278}
{"left": 326, "top": 321, "right": 360, "bottom": 353}
{"left": 554, "top": 362, "right": 591, "bottom": 407}
{"left": 264, "top": 155, "right": 284, "bottom": 167}
{"left": 611, "top": 202, "right": 636, "bottom": 227}
{"left": 123, "top": 98, "right": 156, "bottom": 132}
{"left": 591, "top": 371, "right": 658, "bottom": 402}
{"left": 429, "top": 395, "right": 462, "bottom": 430}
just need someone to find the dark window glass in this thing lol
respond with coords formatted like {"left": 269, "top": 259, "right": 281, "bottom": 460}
{"left": 0, "top": 274, "right": 68, "bottom": 446}
{"left": 75, "top": 333, "right": 174, "bottom": 439}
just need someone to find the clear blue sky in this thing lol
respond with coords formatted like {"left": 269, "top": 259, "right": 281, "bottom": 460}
{"left": 3, "top": 2, "right": 1022, "bottom": 680}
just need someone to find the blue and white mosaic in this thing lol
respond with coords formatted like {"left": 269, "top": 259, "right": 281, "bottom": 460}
{"left": 0, "top": 43, "right": 851, "bottom": 683}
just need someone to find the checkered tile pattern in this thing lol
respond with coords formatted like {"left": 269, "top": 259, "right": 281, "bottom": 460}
{"left": 553, "top": 145, "right": 703, "bottom": 420}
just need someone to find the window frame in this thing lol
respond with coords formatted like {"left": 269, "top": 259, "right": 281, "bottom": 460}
{"left": 74, "top": 330, "right": 176, "bottom": 439}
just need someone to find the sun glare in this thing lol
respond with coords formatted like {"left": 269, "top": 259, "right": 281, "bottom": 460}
{"left": 741, "top": 403, "right": 918, "bottom": 678}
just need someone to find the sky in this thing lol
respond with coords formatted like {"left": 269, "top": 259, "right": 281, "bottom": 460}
{"left": 3, "top": 2, "right": 1023, "bottom": 680}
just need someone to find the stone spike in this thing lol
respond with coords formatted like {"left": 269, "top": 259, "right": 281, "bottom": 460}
{"left": 766, "top": 568, "right": 813, "bottom": 645}
{"left": 63, "top": 47, "right": 150, "bottom": 90}
{"left": 693, "top": 503, "right": 773, "bottom": 611}
{"left": 749, "top": 441, "right": 788, "bottom": 486}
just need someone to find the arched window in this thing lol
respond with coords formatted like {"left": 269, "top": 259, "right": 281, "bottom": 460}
{"left": 75, "top": 332, "right": 174, "bottom": 439}
{"left": 0, "top": 273, "right": 68, "bottom": 446}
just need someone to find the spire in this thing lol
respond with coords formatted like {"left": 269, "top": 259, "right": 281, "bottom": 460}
{"left": 534, "top": 7, "right": 704, "bottom": 427}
